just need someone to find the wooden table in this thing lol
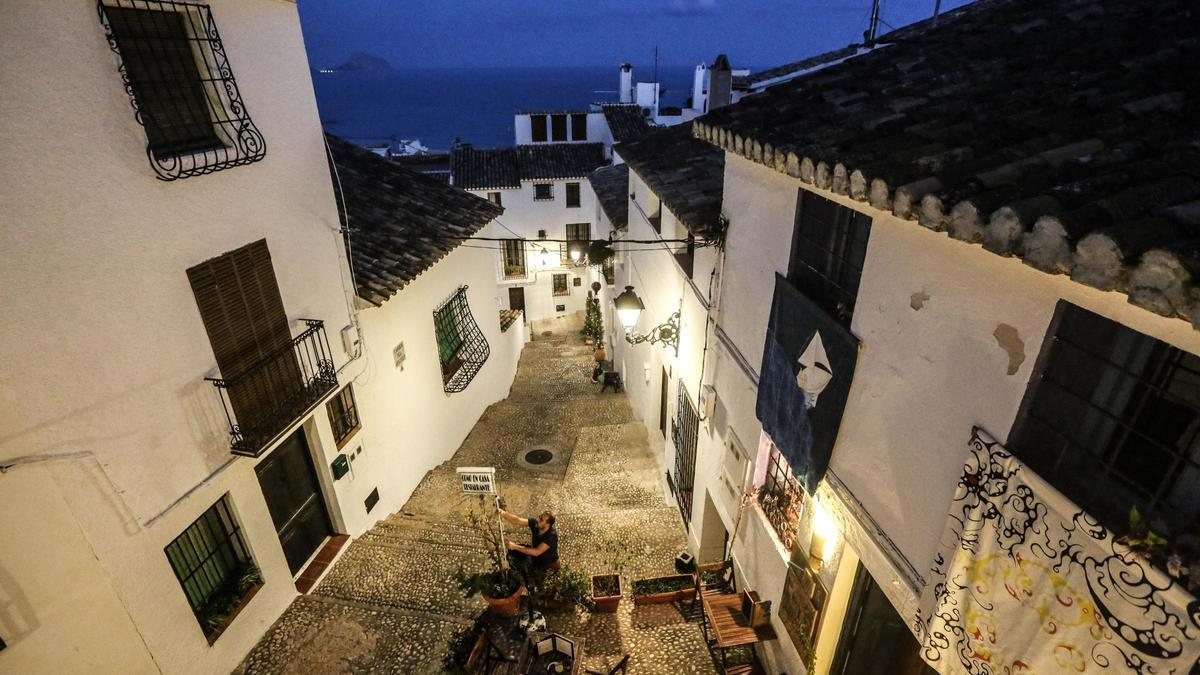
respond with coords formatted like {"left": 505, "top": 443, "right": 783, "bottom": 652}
{"left": 516, "top": 632, "right": 586, "bottom": 675}
{"left": 702, "top": 592, "right": 777, "bottom": 670}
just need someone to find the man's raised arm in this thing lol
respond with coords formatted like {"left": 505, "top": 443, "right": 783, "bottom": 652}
{"left": 497, "top": 507, "right": 528, "bottom": 527}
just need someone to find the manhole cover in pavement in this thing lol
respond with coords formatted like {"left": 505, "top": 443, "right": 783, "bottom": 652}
{"left": 524, "top": 449, "right": 554, "bottom": 465}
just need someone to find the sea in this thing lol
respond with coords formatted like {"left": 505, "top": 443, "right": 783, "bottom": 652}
{"left": 311, "top": 66, "right": 700, "bottom": 152}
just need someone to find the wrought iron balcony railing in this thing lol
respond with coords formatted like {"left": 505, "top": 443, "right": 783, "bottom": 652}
{"left": 206, "top": 319, "right": 338, "bottom": 457}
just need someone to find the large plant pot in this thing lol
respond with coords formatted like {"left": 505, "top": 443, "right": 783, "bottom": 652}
{"left": 593, "top": 347, "right": 606, "bottom": 362}
{"left": 483, "top": 584, "right": 525, "bottom": 617}
{"left": 591, "top": 574, "right": 622, "bottom": 613}
{"left": 631, "top": 574, "right": 695, "bottom": 606}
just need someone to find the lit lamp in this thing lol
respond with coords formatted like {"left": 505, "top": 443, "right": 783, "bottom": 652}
{"left": 538, "top": 245, "right": 555, "bottom": 268}
{"left": 567, "top": 240, "right": 586, "bottom": 263}
{"left": 613, "top": 286, "right": 680, "bottom": 353}
{"left": 809, "top": 501, "right": 838, "bottom": 568}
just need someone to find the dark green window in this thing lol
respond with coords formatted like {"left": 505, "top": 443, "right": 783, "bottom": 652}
{"left": 164, "top": 496, "right": 257, "bottom": 636}
{"left": 789, "top": 189, "right": 872, "bottom": 327}
{"left": 434, "top": 308, "right": 465, "bottom": 378}
{"left": 534, "top": 183, "right": 553, "bottom": 201}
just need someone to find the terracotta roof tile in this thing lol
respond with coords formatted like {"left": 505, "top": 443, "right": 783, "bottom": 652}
{"left": 617, "top": 122, "right": 725, "bottom": 237}
{"left": 590, "top": 163, "right": 629, "bottom": 230}
{"left": 601, "top": 104, "right": 651, "bottom": 143}
{"left": 451, "top": 143, "right": 606, "bottom": 190}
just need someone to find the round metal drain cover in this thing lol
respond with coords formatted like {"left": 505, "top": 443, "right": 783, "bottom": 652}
{"left": 524, "top": 449, "right": 554, "bottom": 465}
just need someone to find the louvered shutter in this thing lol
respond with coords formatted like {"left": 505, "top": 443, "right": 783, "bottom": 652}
{"left": 188, "top": 239, "right": 300, "bottom": 429}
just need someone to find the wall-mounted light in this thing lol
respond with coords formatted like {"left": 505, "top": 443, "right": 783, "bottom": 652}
{"left": 809, "top": 500, "right": 838, "bottom": 567}
{"left": 613, "top": 285, "right": 679, "bottom": 353}
{"left": 567, "top": 240, "right": 586, "bottom": 262}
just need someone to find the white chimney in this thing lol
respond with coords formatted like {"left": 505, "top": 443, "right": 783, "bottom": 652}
{"left": 619, "top": 63, "right": 633, "bottom": 104}
{"left": 692, "top": 63, "right": 708, "bottom": 113}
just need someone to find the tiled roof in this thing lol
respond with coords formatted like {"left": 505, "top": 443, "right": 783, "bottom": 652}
{"left": 696, "top": 0, "right": 1200, "bottom": 326}
{"left": 617, "top": 122, "right": 724, "bottom": 237}
{"left": 742, "top": 45, "right": 861, "bottom": 86}
{"left": 390, "top": 153, "right": 451, "bottom": 184}
{"left": 601, "top": 104, "right": 651, "bottom": 143}
{"left": 590, "top": 163, "right": 629, "bottom": 230}
{"left": 325, "top": 135, "right": 503, "bottom": 306}
{"left": 451, "top": 144, "right": 606, "bottom": 190}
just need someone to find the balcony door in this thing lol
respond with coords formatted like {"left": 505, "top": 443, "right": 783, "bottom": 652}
{"left": 256, "top": 429, "right": 333, "bottom": 574}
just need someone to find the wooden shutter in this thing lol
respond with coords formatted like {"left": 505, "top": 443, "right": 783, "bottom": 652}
{"left": 188, "top": 239, "right": 300, "bottom": 428}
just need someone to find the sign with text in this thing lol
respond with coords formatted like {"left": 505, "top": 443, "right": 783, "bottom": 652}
{"left": 456, "top": 466, "right": 497, "bottom": 494}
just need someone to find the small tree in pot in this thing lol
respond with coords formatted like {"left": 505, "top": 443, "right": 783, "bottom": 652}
{"left": 591, "top": 541, "right": 633, "bottom": 613}
{"left": 454, "top": 496, "right": 524, "bottom": 616}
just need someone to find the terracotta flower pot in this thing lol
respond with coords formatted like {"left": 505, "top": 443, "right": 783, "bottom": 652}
{"left": 483, "top": 584, "right": 526, "bottom": 617}
{"left": 591, "top": 574, "right": 622, "bottom": 613}
{"left": 631, "top": 574, "right": 695, "bottom": 606}
{"left": 594, "top": 347, "right": 606, "bottom": 362}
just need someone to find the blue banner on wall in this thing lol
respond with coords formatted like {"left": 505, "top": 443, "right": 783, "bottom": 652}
{"left": 756, "top": 273, "right": 859, "bottom": 493}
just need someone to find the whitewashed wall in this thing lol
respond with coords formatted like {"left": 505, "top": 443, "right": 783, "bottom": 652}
{"left": 341, "top": 224, "right": 526, "bottom": 536}
{"left": 0, "top": 1, "right": 356, "bottom": 671}
{"left": 694, "top": 152, "right": 1200, "bottom": 672}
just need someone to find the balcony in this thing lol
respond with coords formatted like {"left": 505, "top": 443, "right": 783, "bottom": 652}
{"left": 206, "top": 319, "right": 338, "bottom": 457}
{"left": 503, "top": 263, "right": 527, "bottom": 280}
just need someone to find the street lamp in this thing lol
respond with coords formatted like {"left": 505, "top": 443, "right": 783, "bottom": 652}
{"left": 613, "top": 286, "right": 679, "bottom": 353}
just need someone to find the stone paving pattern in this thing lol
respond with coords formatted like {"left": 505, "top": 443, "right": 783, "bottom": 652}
{"left": 237, "top": 321, "right": 721, "bottom": 674}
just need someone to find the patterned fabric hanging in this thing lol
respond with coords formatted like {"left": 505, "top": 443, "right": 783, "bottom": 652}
{"left": 915, "top": 428, "right": 1200, "bottom": 674}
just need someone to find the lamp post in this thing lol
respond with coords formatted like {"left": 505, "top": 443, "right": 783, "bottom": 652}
{"left": 613, "top": 285, "right": 680, "bottom": 354}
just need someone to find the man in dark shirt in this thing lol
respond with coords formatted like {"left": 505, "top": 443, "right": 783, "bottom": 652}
{"left": 498, "top": 507, "right": 559, "bottom": 570}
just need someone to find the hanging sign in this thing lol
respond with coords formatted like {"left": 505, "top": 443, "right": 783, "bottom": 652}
{"left": 456, "top": 466, "right": 497, "bottom": 494}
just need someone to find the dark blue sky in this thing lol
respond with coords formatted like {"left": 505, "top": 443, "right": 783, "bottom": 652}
{"left": 297, "top": 0, "right": 973, "bottom": 70}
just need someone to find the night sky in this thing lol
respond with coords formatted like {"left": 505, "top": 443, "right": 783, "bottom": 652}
{"left": 296, "top": 0, "right": 975, "bottom": 70}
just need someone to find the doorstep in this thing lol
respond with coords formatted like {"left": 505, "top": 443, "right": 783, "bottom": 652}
{"left": 295, "top": 535, "right": 350, "bottom": 594}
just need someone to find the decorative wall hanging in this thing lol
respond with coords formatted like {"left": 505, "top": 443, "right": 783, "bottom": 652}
{"left": 914, "top": 427, "right": 1200, "bottom": 674}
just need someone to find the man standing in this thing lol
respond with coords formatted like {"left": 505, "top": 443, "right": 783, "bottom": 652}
{"left": 497, "top": 507, "right": 559, "bottom": 571}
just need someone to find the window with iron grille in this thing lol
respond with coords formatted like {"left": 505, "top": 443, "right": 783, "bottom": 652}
{"left": 551, "top": 114, "right": 568, "bottom": 142}
{"left": 788, "top": 189, "right": 872, "bottom": 327}
{"left": 561, "top": 222, "right": 590, "bottom": 264}
{"left": 164, "top": 495, "right": 258, "bottom": 636}
{"left": 98, "top": 1, "right": 265, "bottom": 181}
{"left": 432, "top": 286, "right": 491, "bottom": 394}
{"left": 552, "top": 273, "right": 569, "bottom": 297}
{"left": 673, "top": 382, "right": 700, "bottom": 526}
{"left": 326, "top": 384, "right": 360, "bottom": 447}
{"left": 487, "top": 192, "right": 503, "bottom": 206}
{"left": 571, "top": 113, "right": 588, "bottom": 141}
{"left": 534, "top": 183, "right": 553, "bottom": 201}
{"left": 502, "top": 239, "right": 526, "bottom": 278}
{"left": 1009, "top": 301, "right": 1200, "bottom": 541}
{"left": 530, "top": 115, "right": 547, "bottom": 142}
{"left": 566, "top": 182, "right": 581, "bottom": 208}
{"left": 758, "top": 442, "right": 805, "bottom": 551}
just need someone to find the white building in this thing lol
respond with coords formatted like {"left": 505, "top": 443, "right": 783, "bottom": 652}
{"left": 667, "top": 0, "right": 1200, "bottom": 673}
{"left": 450, "top": 143, "right": 610, "bottom": 328}
{"left": 0, "top": 3, "right": 523, "bottom": 673}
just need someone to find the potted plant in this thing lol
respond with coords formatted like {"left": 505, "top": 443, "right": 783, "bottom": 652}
{"left": 630, "top": 573, "right": 696, "bottom": 605}
{"left": 530, "top": 564, "right": 595, "bottom": 612}
{"left": 591, "top": 541, "right": 632, "bottom": 613}
{"left": 454, "top": 496, "right": 525, "bottom": 617}
{"left": 197, "top": 562, "right": 264, "bottom": 642}
{"left": 581, "top": 292, "right": 604, "bottom": 346}
{"left": 593, "top": 337, "right": 606, "bottom": 363}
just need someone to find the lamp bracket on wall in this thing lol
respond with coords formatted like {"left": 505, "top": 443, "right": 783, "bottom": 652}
{"left": 626, "top": 310, "right": 680, "bottom": 354}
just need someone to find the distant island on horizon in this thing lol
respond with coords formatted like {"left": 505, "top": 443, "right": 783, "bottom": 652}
{"left": 329, "top": 52, "right": 392, "bottom": 72}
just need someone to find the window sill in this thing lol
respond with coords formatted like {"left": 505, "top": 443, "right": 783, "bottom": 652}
{"left": 334, "top": 425, "right": 361, "bottom": 450}
{"left": 533, "top": 198, "right": 555, "bottom": 202}
{"left": 566, "top": 204, "right": 581, "bottom": 209}
{"left": 204, "top": 582, "right": 263, "bottom": 645}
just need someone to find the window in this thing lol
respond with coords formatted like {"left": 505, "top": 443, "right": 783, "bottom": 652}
{"left": 562, "top": 222, "right": 590, "bottom": 264}
{"left": 675, "top": 233, "right": 695, "bottom": 279}
{"left": 502, "top": 239, "right": 526, "bottom": 278}
{"left": 98, "top": 2, "right": 265, "bottom": 180}
{"left": 487, "top": 192, "right": 503, "bottom": 206}
{"left": 552, "top": 273, "right": 569, "bottom": 296}
{"left": 326, "top": 384, "right": 360, "bottom": 447}
{"left": 530, "top": 114, "right": 547, "bottom": 142}
{"left": 788, "top": 189, "right": 872, "bottom": 327}
{"left": 566, "top": 182, "right": 581, "bottom": 208}
{"left": 1008, "top": 301, "right": 1200, "bottom": 540}
{"left": 551, "top": 114, "right": 568, "bottom": 142}
{"left": 534, "top": 183, "right": 553, "bottom": 201}
{"left": 571, "top": 113, "right": 588, "bottom": 141}
{"left": 164, "top": 495, "right": 258, "bottom": 639}
{"left": 758, "top": 442, "right": 805, "bottom": 551}
{"left": 432, "top": 286, "right": 491, "bottom": 393}
{"left": 674, "top": 383, "right": 700, "bottom": 525}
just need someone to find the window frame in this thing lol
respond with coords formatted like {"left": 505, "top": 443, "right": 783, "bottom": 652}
{"left": 562, "top": 222, "right": 590, "bottom": 264}
{"left": 788, "top": 189, "right": 872, "bottom": 327}
{"left": 530, "top": 114, "right": 548, "bottom": 142}
{"left": 164, "top": 494, "right": 259, "bottom": 640}
{"left": 552, "top": 273, "right": 570, "bottom": 297}
{"left": 565, "top": 182, "right": 581, "bottom": 208}
{"left": 431, "top": 286, "right": 491, "bottom": 394}
{"left": 501, "top": 239, "right": 526, "bottom": 278}
{"left": 487, "top": 191, "right": 503, "bottom": 207}
{"left": 98, "top": 1, "right": 266, "bottom": 181}
{"left": 758, "top": 442, "right": 806, "bottom": 552}
{"left": 326, "top": 384, "right": 361, "bottom": 448}
{"left": 533, "top": 183, "right": 554, "bottom": 201}
{"left": 1008, "top": 301, "right": 1200, "bottom": 540}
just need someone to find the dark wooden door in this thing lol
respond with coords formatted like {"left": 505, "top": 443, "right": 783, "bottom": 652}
{"left": 659, "top": 367, "right": 669, "bottom": 438}
{"left": 508, "top": 286, "right": 525, "bottom": 312}
{"left": 831, "top": 565, "right": 937, "bottom": 675}
{"left": 256, "top": 430, "right": 333, "bottom": 574}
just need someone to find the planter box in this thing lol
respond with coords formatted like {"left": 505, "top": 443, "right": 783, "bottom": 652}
{"left": 591, "top": 574, "right": 622, "bottom": 613}
{"left": 631, "top": 574, "right": 695, "bottom": 606}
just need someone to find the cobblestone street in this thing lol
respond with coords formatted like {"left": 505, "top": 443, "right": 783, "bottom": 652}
{"left": 237, "top": 320, "right": 721, "bottom": 674}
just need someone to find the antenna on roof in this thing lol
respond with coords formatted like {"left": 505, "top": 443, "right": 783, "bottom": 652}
{"left": 866, "top": 0, "right": 881, "bottom": 45}
{"left": 933, "top": 0, "right": 942, "bottom": 23}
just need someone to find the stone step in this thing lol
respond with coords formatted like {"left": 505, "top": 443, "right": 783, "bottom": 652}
{"left": 360, "top": 522, "right": 483, "bottom": 552}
